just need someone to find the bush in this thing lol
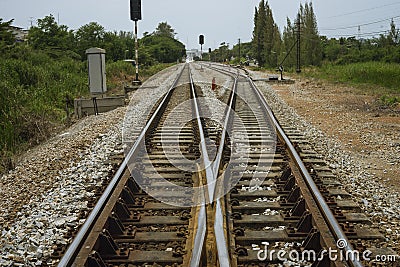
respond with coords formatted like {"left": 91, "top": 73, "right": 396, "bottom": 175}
{"left": 315, "top": 62, "right": 400, "bottom": 92}
{"left": 0, "top": 46, "right": 88, "bottom": 172}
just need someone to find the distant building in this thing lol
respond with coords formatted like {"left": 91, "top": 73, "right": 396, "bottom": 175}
{"left": 9, "top": 26, "right": 29, "bottom": 42}
{"left": 186, "top": 49, "right": 202, "bottom": 62}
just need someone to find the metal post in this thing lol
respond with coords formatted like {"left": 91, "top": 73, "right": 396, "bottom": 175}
{"left": 238, "top": 38, "right": 241, "bottom": 65}
{"left": 92, "top": 97, "right": 99, "bottom": 115}
{"left": 134, "top": 20, "right": 139, "bottom": 81}
{"left": 296, "top": 13, "right": 301, "bottom": 73}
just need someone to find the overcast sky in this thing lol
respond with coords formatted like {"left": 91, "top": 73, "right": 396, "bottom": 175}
{"left": 2, "top": 0, "right": 399, "bottom": 49}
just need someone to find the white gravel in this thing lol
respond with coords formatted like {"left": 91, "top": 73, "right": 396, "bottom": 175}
{"left": 2, "top": 63, "right": 396, "bottom": 266}
{"left": 190, "top": 63, "right": 233, "bottom": 129}
{"left": 123, "top": 64, "right": 185, "bottom": 144}
{"left": 0, "top": 64, "right": 185, "bottom": 266}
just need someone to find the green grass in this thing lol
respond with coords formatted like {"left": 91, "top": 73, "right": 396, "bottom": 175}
{"left": 107, "top": 61, "right": 174, "bottom": 83}
{"left": 106, "top": 61, "right": 176, "bottom": 95}
{"left": 0, "top": 49, "right": 175, "bottom": 173}
{"left": 303, "top": 62, "right": 400, "bottom": 95}
{"left": 0, "top": 46, "right": 88, "bottom": 172}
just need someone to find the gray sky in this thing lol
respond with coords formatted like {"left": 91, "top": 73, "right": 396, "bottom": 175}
{"left": 1, "top": 0, "right": 399, "bottom": 49}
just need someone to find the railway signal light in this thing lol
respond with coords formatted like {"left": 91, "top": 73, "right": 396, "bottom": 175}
{"left": 198, "top": 35, "right": 205, "bottom": 60}
{"left": 199, "top": 35, "right": 204, "bottom": 45}
{"left": 130, "top": 0, "right": 142, "bottom": 21}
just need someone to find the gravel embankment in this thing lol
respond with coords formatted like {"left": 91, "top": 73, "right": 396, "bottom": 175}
{"left": 249, "top": 70, "right": 400, "bottom": 254}
{"left": 0, "top": 64, "right": 184, "bottom": 266}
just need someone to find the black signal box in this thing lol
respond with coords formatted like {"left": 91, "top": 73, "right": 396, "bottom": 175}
{"left": 199, "top": 35, "right": 204, "bottom": 45}
{"left": 130, "top": 0, "right": 142, "bottom": 21}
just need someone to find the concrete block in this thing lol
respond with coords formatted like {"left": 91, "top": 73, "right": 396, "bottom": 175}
{"left": 74, "top": 96, "right": 125, "bottom": 118}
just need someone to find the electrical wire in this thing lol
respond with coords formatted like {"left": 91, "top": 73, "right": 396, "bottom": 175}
{"left": 325, "top": 30, "right": 390, "bottom": 38}
{"left": 322, "top": 2, "right": 400, "bottom": 19}
{"left": 320, "top": 15, "right": 400, "bottom": 31}
{"left": 320, "top": 17, "right": 400, "bottom": 38}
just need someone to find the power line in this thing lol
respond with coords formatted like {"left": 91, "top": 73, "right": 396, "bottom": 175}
{"left": 320, "top": 15, "right": 400, "bottom": 31}
{"left": 326, "top": 30, "right": 389, "bottom": 38}
{"left": 322, "top": 2, "right": 400, "bottom": 19}
{"left": 319, "top": 17, "right": 400, "bottom": 38}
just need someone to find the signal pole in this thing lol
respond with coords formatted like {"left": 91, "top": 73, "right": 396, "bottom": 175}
{"left": 296, "top": 13, "right": 301, "bottom": 73}
{"left": 130, "top": 0, "right": 142, "bottom": 83}
{"left": 134, "top": 21, "right": 139, "bottom": 81}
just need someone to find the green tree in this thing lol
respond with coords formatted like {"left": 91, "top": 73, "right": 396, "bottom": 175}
{"left": 264, "top": 2, "right": 280, "bottom": 67}
{"left": 103, "top": 31, "right": 126, "bottom": 61}
{"left": 252, "top": 1, "right": 281, "bottom": 67}
{"left": 388, "top": 19, "right": 399, "bottom": 46}
{"left": 214, "top": 42, "right": 232, "bottom": 62}
{"left": 252, "top": 0, "right": 267, "bottom": 66}
{"left": 281, "top": 17, "right": 296, "bottom": 67}
{"left": 28, "top": 15, "right": 72, "bottom": 51}
{"left": 270, "top": 24, "right": 282, "bottom": 68}
{"left": 75, "top": 22, "right": 105, "bottom": 58}
{"left": 301, "top": 2, "right": 322, "bottom": 66}
{"left": 140, "top": 34, "right": 185, "bottom": 64}
{"left": 231, "top": 41, "right": 252, "bottom": 64}
{"left": 154, "top": 22, "right": 176, "bottom": 39}
{"left": 0, "top": 18, "right": 15, "bottom": 50}
{"left": 269, "top": 8, "right": 282, "bottom": 68}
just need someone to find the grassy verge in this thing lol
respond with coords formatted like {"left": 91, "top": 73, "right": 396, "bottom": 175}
{"left": 0, "top": 45, "right": 175, "bottom": 174}
{"left": 106, "top": 61, "right": 175, "bottom": 94}
{"left": 300, "top": 62, "right": 400, "bottom": 103}
{"left": 0, "top": 47, "right": 88, "bottom": 170}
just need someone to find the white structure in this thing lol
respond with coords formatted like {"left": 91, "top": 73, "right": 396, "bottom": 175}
{"left": 9, "top": 26, "right": 28, "bottom": 42}
{"left": 86, "top": 48, "right": 107, "bottom": 95}
{"left": 186, "top": 49, "right": 202, "bottom": 62}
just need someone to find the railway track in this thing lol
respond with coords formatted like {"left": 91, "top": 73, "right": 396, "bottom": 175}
{"left": 203, "top": 63, "right": 397, "bottom": 267}
{"left": 58, "top": 62, "right": 397, "bottom": 266}
{"left": 59, "top": 64, "right": 213, "bottom": 266}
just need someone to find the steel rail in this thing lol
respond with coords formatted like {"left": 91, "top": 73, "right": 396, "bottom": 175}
{"left": 211, "top": 74, "right": 237, "bottom": 267}
{"left": 197, "top": 62, "right": 244, "bottom": 267}
{"left": 59, "top": 64, "right": 187, "bottom": 267}
{"left": 189, "top": 67, "right": 215, "bottom": 204}
{"left": 189, "top": 204, "right": 207, "bottom": 267}
{"left": 246, "top": 77, "right": 363, "bottom": 267}
{"left": 196, "top": 62, "right": 240, "bottom": 266}
{"left": 202, "top": 62, "right": 363, "bottom": 267}
{"left": 188, "top": 65, "right": 219, "bottom": 266}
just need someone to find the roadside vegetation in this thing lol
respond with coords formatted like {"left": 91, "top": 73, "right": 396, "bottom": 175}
{"left": 0, "top": 16, "right": 185, "bottom": 173}
{"left": 203, "top": 1, "right": 400, "bottom": 106}
{"left": 302, "top": 62, "right": 400, "bottom": 94}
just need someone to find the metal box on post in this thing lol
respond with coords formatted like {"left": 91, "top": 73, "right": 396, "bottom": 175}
{"left": 86, "top": 48, "right": 107, "bottom": 95}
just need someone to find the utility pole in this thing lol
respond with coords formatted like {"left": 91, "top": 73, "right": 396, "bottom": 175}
{"left": 238, "top": 38, "right": 241, "bottom": 65}
{"left": 29, "top": 17, "right": 34, "bottom": 28}
{"left": 296, "top": 13, "right": 301, "bottom": 73}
